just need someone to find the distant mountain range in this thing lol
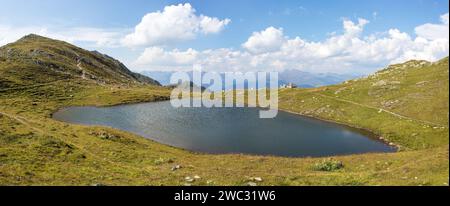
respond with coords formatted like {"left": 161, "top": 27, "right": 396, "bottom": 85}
{"left": 278, "top": 70, "right": 361, "bottom": 88}
{"left": 141, "top": 70, "right": 360, "bottom": 90}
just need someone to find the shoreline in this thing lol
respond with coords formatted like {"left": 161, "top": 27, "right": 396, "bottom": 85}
{"left": 50, "top": 96, "right": 399, "bottom": 158}
{"left": 278, "top": 108, "right": 400, "bottom": 151}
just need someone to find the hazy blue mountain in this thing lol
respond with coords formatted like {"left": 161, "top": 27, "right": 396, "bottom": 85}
{"left": 278, "top": 70, "right": 360, "bottom": 88}
{"left": 141, "top": 70, "right": 360, "bottom": 90}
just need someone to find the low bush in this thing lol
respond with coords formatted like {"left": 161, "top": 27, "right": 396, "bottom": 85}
{"left": 313, "top": 159, "right": 344, "bottom": 171}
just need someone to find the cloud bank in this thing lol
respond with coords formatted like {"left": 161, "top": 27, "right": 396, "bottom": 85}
{"left": 134, "top": 13, "right": 449, "bottom": 74}
{"left": 0, "top": 2, "right": 447, "bottom": 75}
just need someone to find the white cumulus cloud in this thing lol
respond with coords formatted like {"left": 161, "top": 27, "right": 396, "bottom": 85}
{"left": 242, "top": 27, "right": 285, "bottom": 54}
{"left": 135, "top": 47, "right": 199, "bottom": 67}
{"left": 415, "top": 12, "right": 449, "bottom": 40}
{"left": 121, "top": 3, "right": 230, "bottom": 47}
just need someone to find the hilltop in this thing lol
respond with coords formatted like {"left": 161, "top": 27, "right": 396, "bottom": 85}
{"left": 0, "top": 34, "right": 160, "bottom": 89}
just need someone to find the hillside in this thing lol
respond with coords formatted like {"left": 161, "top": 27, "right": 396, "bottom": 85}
{"left": 0, "top": 35, "right": 448, "bottom": 186}
{"left": 0, "top": 34, "right": 160, "bottom": 89}
{"left": 279, "top": 57, "right": 449, "bottom": 150}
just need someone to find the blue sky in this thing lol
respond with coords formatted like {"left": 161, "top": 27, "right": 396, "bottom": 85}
{"left": 0, "top": 0, "right": 448, "bottom": 74}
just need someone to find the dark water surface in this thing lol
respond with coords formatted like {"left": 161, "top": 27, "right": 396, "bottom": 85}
{"left": 53, "top": 101, "right": 396, "bottom": 157}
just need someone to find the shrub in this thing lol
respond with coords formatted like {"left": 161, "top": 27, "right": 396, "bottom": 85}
{"left": 313, "top": 159, "right": 344, "bottom": 171}
{"left": 153, "top": 157, "right": 174, "bottom": 165}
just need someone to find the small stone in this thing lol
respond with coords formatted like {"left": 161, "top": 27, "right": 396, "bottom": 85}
{"left": 171, "top": 165, "right": 181, "bottom": 171}
{"left": 372, "top": 80, "right": 387, "bottom": 87}
{"left": 183, "top": 183, "right": 192, "bottom": 186}
{"left": 247, "top": 182, "right": 257, "bottom": 186}
{"left": 193, "top": 175, "right": 201, "bottom": 179}
{"left": 91, "top": 183, "right": 106, "bottom": 186}
{"left": 185, "top": 177, "right": 194, "bottom": 182}
{"left": 254, "top": 177, "right": 263, "bottom": 182}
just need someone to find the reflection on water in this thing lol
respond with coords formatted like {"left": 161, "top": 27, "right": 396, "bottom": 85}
{"left": 53, "top": 101, "right": 396, "bottom": 157}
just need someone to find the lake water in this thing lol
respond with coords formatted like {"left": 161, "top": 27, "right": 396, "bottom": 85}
{"left": 52, "top": 101, "right": 396, "bottom": 157}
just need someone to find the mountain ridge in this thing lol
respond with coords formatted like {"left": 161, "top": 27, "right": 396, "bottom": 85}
{"left": 0, "top": 34, "right": 160, "bottom": 89}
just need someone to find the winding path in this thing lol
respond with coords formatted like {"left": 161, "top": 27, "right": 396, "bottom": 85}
{"left": 316, "top": 93, "right": 447, "bottom": 128}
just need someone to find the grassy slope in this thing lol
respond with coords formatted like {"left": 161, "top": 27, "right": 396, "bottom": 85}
{"left": 0, "top": 82, "right": 447, "bottom": 186}
{"left": 0, "top": 36, "right": 448, "bottom": 185}
{"left": 0, "top": 34, "right": 159, "bottom": 88}
{"left": 279, "top": 58, "right": 449, "bottom": 150}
